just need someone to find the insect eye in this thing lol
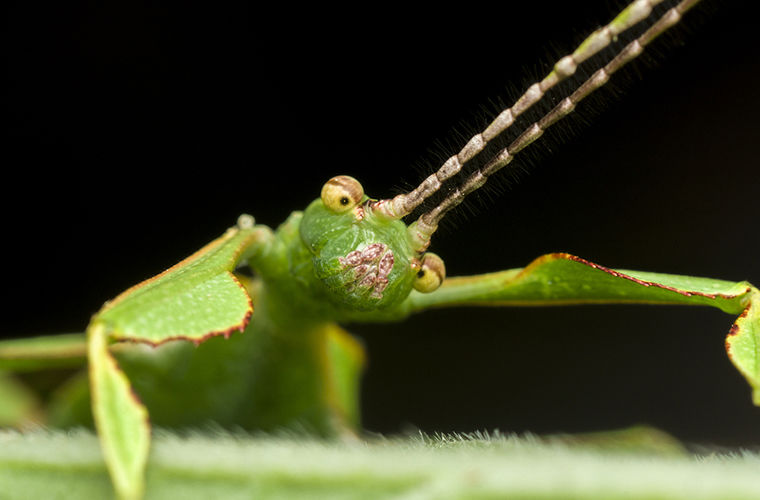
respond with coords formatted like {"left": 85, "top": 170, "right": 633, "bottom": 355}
{"left": 413, "top": 252, "right": 446, "bottom": 293}
{"left": 321, "top": 175, "right": 364, "bottom": 213}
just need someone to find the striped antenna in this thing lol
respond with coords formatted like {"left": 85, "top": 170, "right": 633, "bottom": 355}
{"left": 371, "top": 0, "right": 673, "bottom": 222}
{"left": 395, "top": 0, "right": 703, "bottom": 251}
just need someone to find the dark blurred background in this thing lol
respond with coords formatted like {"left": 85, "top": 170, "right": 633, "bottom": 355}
{"left": 6, "top": 1, "right": 759, "bottom": 447}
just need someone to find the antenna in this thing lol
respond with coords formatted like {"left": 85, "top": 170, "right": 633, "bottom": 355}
{"left": 368, "top": 0, "right": 703, "bottom": 251}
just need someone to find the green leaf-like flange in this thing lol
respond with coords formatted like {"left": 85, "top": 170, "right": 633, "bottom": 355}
{"left": 87, "top": 223, "right": 263, "bottom": 499}
{"left": 411, "top": 253, "right": 760, "bottom": 404}
{"left": 88, "top": 322, "right": 149, "bottom": 500}
{"left": 726, "top": 288, "right": 760, "bottom": 405}
{"left": 97, "top": 225, "right": 260, "bottom": 345}
{"left": 0, "top": 333, "right": 87, "bottom": 372}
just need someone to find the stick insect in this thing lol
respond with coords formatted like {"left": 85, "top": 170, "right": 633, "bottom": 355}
{"left": 3, "top": 1, "right": 758, "bottom": 498}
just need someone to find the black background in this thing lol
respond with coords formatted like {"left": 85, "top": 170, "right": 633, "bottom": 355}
{"left": 6, "top": 1, "right": 759, "bottom": 447}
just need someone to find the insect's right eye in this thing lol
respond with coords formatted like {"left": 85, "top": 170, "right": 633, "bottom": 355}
{"left": 413, "top": 252, "right": 446, "bottom": 293}
{"left": 321, "top": 175, "right": 364, "bottom": 213}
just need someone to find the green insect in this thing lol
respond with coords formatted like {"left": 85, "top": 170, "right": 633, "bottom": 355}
{"left": 2, "top": 1, "right": 758, "bottom": 499}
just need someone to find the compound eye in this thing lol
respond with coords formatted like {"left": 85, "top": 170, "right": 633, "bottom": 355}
{"left": 321, "top": 175, "right": 364, "bottom": 213}
{"left": 413, "top": 252, "right": 446, "bottom": 293}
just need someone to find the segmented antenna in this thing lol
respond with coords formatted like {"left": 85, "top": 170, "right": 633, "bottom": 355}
{"left": 411, "top": 0, "right": 704, "bottom": 248}
{"left": 370, "top": 0, "right": 703, "bottom": 251}
{"left": 373, "top": 0, "right": 672, "bottom": 222}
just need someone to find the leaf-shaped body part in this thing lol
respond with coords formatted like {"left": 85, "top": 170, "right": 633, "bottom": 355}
{"left": 725, "top": 288, "right": 760, "bottom": 404}
{"left": 87, "top": 222, "right": 269, "bottom": 499}
{"left": 98, "top": 225, "right": 264, "bottom": 344}
{"left": 88, "top": 322, "right": 149, "bottom": 500}
{"left": 0, "top": 333, "right": 87, "bottom": 372}
{"left": 408, "top": 253, "right": 759, "bottom": 404}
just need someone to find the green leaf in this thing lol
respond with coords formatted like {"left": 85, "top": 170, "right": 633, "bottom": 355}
{"left": 2, "top": 429, "right": 760, "bottom": 499}
{"left": 409, "top": 253, "right": 760, "bottom": 403}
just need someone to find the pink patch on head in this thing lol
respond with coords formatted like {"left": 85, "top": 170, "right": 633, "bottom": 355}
{"left": 340, "top": 250, "right": 363, "bottom": 267}
{"left": 361, "top": 243, "right": 385, "bottom": 262}
{"left": 353, "top": 264, "right": 370, "bottom": 279}
{"left": 370, "top": 277, "right": 389, "bottom": 299}
{"left": 359, "top": 270, "right": 377, "bottom": 288}
{"left": 378, "top": 252, "right": 394, "bottom": 277}
{"left": 339, "top": 242, "right": 396, "bottom": 300}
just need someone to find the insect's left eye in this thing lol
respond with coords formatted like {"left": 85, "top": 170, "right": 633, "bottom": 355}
{"left": 413, "top": 252, "right": 446, "bottom": 293}
{"left": 321, "top": 175, "right": 364, "bottom": 213}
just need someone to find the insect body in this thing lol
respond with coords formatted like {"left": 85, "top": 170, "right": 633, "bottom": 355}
{"left": 2, "top": 1, "right": 758, "bottom": 499}
{"left": 116, "top": 176, "right": 448, "bottom": 434}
